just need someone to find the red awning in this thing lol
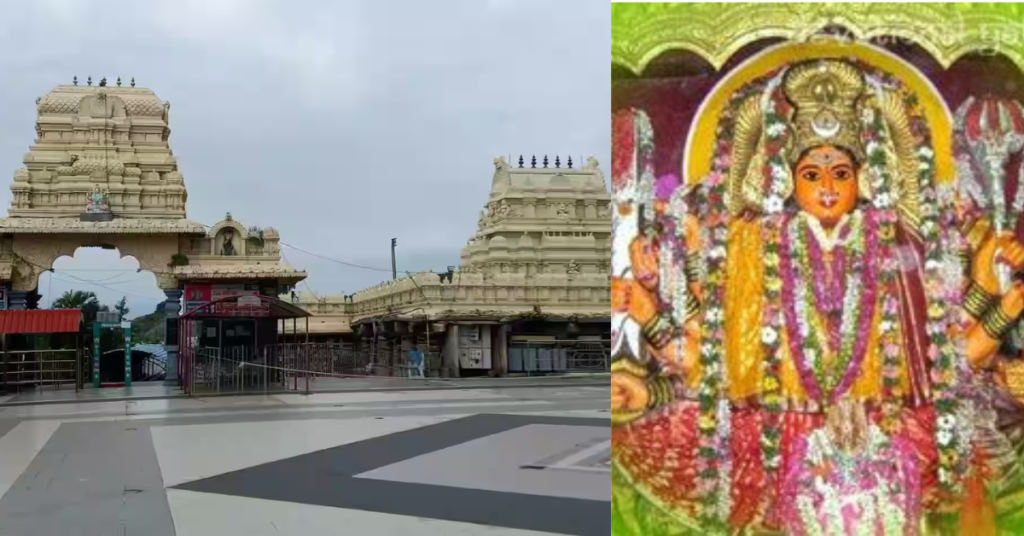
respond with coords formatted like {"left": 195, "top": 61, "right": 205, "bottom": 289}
{"left": 0, "top": 309, "right": 83, "bottom": 334}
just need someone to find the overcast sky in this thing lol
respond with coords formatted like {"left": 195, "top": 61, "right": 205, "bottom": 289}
{"left": 0, "top": 0, "right": 610, "bottom": 317}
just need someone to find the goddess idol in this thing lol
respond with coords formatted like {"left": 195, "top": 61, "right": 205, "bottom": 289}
{"left": 612, "top": 45, "right": 1024, "bottom": 534}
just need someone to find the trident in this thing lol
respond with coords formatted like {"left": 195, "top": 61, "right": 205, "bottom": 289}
{"left": 958, "top": 96, "right": 1024, "bottom": 293}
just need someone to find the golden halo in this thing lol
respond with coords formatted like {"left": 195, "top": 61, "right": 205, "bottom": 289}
{"left": 682, "top": 38, "right": 953, "bottom": 186}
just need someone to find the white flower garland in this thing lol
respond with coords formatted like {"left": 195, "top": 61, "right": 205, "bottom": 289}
{"left": 793, "top": 426, "right": 908, "bottom": 536}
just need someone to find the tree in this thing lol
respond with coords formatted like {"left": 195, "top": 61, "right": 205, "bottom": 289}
{"left": 114, "top": 296, "right": 129, "bottom": 320}
{"left": 52, "top": 290, "right": 97, "bottom": 310}
{"left": 51, "top": 289, "right": 109, "bottom": 326}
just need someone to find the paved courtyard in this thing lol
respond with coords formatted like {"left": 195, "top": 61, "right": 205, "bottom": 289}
{"left": 0, "top": 385, "right": 610, "bottom": 536}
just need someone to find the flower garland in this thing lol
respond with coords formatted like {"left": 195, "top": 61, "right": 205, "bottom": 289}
{"left": 862, "top": 77, "right": 969, "bottom": 490}
{"left": 695, "top": 140, "right": 732, "bottom": 528}
{"left": 897, "top": 84, "right": 969, "bottom": 491}
{"left": 858, "top": 95, "right": 905, "bottom": 433}
{"left": 783, "top": 425, "right": 920, "bottom": 536}
{"left": 758, "top": 72, "right": 790, "bottom": 476}
{"left": 780, "top": 209, "right": 878, "bottom": 402}
{"left": 660, "top": 184, "right": 691, "bottom": 376}
{"left": 692, "top": 73, "right": 787, "bottom": 528}
{"left": 919, "top": 148, "right": 970, "bottom": 492}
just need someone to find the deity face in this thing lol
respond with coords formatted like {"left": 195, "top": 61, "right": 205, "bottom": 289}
{"left": 792, "top": 145, "right": 858, "bottom": 228}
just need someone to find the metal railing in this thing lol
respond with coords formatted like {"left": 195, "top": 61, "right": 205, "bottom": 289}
{"left": 181, "top": 339, "right": 606, "bottom": 395}
{"left": 1, "top": 349, "right": 79, "bottom": 392}
{"left": 139, "top": 353, "right": 166, "bottom": 382}
{"left": 187, "top": 343, "right": 384, "bottom": 395}
{"left": 509, "top": 339, "right": 611, "bottom": 374}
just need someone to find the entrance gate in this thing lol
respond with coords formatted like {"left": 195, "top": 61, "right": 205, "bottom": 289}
{"left": 0, "top": 81, "right": 307, "bottom": 390}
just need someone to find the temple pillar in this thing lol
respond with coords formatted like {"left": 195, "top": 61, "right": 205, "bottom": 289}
{"left": 163, "top": 289, "right": 182, "bottom": 385}
{"left": 8, "top": 291, "right": 28, "bottom": 310}
{"left": 492, "top": 323, "right": 509, "bottom": 377}
{"left": 442, "top": 324, "right": 459, "bottom": 377}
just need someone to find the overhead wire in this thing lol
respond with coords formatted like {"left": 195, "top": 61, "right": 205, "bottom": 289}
{"left": 191, "top": 219, "right": 440, "bottom": 306}
{"left": 51, "top": 272, "right": 164, "bottom": 302}
{"left": 15, "top": 254, "right": 164, "bottom": 303}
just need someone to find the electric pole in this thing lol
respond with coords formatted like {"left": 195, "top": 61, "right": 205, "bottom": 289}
{"left": 391, "top": 238, "right": 397, "bottom": 280}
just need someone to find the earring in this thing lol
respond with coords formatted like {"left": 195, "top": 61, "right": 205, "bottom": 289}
{"left": 857, "top": 167, "right": 874, "bottom": 201}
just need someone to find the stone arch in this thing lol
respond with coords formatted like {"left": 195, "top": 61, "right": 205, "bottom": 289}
{"left": 11, "top": 234, "right": 179, "bottom": 291}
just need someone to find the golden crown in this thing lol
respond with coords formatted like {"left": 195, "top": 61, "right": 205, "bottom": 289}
{"left": 783, "top": 60, "right": 867, "bottom": 164}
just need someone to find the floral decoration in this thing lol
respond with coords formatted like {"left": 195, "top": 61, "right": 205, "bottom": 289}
{"left": 759, "top": 72, "right": 791, "bottom": 476}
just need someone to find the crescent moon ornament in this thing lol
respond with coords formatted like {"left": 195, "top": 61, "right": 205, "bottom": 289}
{"left": 812, "top": 109, "right": 841, "bottom": 138}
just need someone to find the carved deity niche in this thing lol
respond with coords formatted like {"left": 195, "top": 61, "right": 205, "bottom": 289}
{"left": 215, "top": 228, "right": 241, "bottom": 256}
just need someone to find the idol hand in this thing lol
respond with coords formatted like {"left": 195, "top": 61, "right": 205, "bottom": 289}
{"left": 1000, "top": 282, "right": 1024, "bottom": 321}
{"left": 973, "top": 231, "right": 1002, "bottom": 295}
{"left": 996, "top": 234, "right": 1024, "bottom": 272}
{"left": 611, "top": 371, "right": 650, "bottom": 425}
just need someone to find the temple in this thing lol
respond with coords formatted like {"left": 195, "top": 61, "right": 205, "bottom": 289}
{"left": 0, "top": 80, "right": 307, "bottom": 386}
{"left": 282, "top": 155, "right": 612, "bottom": 377}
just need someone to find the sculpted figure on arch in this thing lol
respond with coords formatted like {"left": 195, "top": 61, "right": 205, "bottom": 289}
{"left": 612, "top": 58, "right": 1024, "bottom": 534}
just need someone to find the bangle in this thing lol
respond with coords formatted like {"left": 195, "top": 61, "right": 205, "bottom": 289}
{"left": 964, "top": 218, "right": 991, "bottom": 252}
{"left": 964, "top": 281, "right": 997, "bottom": 320}
{"left": 960, "top": 250, "right": 971, "bottom": 277}
{"left": 611, "top": 356, "right": 650, "bottom": 378}
{"left": 685, "top": 293, "right": 701, "bottom": 320}
{"left": 642, "top": 312, "right": 677, "bottom": 349}
{"left": 647, "top": 375, "right": 676, "bottom": 409}
{"left": 685, "top": 251, "right": 703, "bottom": 283}
{"left": 982, "top": 305, "right": 1016, "bottom": 340}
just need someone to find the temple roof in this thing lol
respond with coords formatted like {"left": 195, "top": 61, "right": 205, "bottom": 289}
{"left": 0, "top": 218, "right": 207, "bottom": 234}
{"left": 37, "top": 83, "right": 166, "bottom": 118}
{"left": 173, "top": 262, "right": 306, "bottom": 283}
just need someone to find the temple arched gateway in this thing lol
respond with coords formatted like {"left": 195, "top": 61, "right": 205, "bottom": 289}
{"left": 0, "top": 81, "right": 306, "bottom": 383}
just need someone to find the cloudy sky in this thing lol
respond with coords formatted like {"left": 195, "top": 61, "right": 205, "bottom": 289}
{"left": 0, "top": 0, "right": 610, "bottom": 317}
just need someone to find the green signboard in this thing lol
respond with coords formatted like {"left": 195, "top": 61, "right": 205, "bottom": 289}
{"left": 92, "top": 321, "right": 132, "bottom": 388}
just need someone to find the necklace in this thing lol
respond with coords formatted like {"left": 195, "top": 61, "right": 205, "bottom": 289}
{"left": 780, "top": 209, "right": 880, "bottom": 401}
{"left": 804, "top": 212, "right": 853, "bottom": 252}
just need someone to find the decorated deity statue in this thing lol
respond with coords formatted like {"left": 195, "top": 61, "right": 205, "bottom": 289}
{"left": 612, "top": 53, "right": 1024, "bottom": 535}
{"left": 85, "top": 185, "right": 110, "bottom": 214}
{"left": 221, "top": 229, "right": 236, "bottom": 256}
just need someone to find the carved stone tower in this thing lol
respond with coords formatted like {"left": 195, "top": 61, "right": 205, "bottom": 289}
{"left": 10, "top": 84, "right": 186, "bottom": 219}
{"left": 460, "top": 155, "right": 611, "bottom": 279}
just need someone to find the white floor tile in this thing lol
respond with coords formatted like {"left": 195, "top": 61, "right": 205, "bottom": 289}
{"left": 166, "top": 489, "right": 560, "bottom": 536}
{"left": 0, "top": 421, "right": 60, "bottom": 501}
{"left": 503, "top": 409, "right": 610, "bottom": 419}
{"left": 151, "top": 415, "right": 457, "bottom": 487}
{"left": 271, "top": 389, "right": 510, "bottom": 405}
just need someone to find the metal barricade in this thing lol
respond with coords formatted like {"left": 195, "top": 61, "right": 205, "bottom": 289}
{"left": 187, "top": 343, "right": 380, "bottom": 395}
{"left": 509, "top": 339, "right": 611, "bottom": 374}
{"left": 1, "top": 349, "right": 79, "bottom": 392}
